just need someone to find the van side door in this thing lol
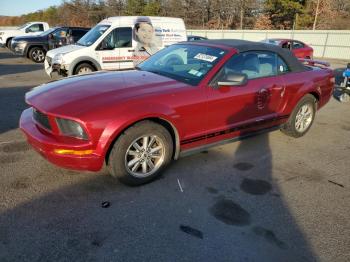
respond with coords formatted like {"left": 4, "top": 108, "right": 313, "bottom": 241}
{"left": 115, "top": 27, "right": 133, "bottom": 70}
{"left": 96, "top": 27, "right": 133, "bottom": 71}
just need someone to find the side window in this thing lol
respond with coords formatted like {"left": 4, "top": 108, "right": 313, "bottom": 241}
{"left": 115, "top": 27, "right": 132, "bottom": 48}
{"left": 281, "top": 41, "right": 292, "bottom": 50}
{"left": 27, "top": 24, "right": 44, "bottom": 32}
{"left": 292, "top": 41, "right": 304, "bottom": 49}
{"left": 52, "top": 28, "right": 68, "bottom": 39}
{"left": 223, "top": 51, "right": 277, "bottom": 80}
{"left": 277, "top": 56, "right": 290, "bottom": 74}
{"left": 72, "top": 29, "right": 88, "bottom": 42}
{"left": 98, "top": 27, "right": 132, "bottom": 50}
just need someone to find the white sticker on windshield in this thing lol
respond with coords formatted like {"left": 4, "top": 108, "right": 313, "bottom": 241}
{"left": 188, "top": 69, "right": 200, "bottom": 75}
{"left": 194, "top": 53, "right": 217, "bottom": 63}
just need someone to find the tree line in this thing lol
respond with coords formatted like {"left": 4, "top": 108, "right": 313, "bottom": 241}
{"left": 0, "top": 0, "right": 349, "bottom": 30}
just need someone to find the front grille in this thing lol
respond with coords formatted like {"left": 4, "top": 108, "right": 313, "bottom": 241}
{"left": 46, "top": 56, "right": 52, "bottom": 66}
{"left": 33, "top": 108, "right": 51, "bottom": 130}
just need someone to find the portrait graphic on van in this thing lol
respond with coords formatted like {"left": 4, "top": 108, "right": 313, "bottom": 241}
{"left": 132, "top": 16, "right": 160, "bottom": 66}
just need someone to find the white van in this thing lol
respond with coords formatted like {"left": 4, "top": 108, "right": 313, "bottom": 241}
{"left": 45, "top": 16, "right": 186, "bottom": 77}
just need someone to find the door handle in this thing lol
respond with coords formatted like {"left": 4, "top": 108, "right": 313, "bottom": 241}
{"left": 128, "top": 49, "right": 135, "bottom": 52}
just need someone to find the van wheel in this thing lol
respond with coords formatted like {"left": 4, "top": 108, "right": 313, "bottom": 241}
{"left": 281, "top": 94, "right": 316, "bottom": 138}
{"left": 29, "top": 47, "right": 46, "bottom": 63}
{"left": 107, "top": 121, "right": 173, "bottom": 186}
{"left": 75, "top": 63, "right": 95, "bottom": 75}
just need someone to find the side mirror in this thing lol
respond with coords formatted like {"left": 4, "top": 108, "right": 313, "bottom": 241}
{"left": 25, "top": 28, "right": 31, "bottom": 33}
{"left": 48, "top": 33, "right": 54, "bottom": 40}
{"left": 99, "top": 40, "right": 113, "bottom": 50}
{"left": 218, "top": 73, "right": 247, "bottom": 87}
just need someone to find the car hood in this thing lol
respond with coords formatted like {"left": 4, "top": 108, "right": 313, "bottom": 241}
{"left": 13, "top": 35, "right": 46, "bottom": 42}
{"left": 46, "top": 44, "right": 84, "bottom": 58}
{"left": 26, "top": 70, "right": 187, "bottom": 118}
{"left": 0, "top": 29, "right": 18, "bottom": 35}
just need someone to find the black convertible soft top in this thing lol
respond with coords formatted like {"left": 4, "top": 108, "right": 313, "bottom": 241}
{"left": 189, "top": 39, "right": 307, "bottom": 73}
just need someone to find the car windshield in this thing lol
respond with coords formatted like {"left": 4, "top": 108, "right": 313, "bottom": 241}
{"left": 138, "top": 44, "right": 227, "bottom": 85}
{"left": 39, "top": 27, "right": 57, "bottom": 36}
{"left": 77, "top": 24, "right": 110, "bottom": 46}
{"left": 17, "top": 23, "right": 30, "bottom": 30}
{"left": 262, "top": 39, "right": 282, "bottom": 45}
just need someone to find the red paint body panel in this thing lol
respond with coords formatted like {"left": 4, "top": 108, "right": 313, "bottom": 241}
{"left": 20, "top": 43, "right": 334, "bottom": 172}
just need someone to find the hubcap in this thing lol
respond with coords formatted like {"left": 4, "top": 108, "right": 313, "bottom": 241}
{"left": 125, "top": 135, "right": 165, "bottom": 178}
{"left": 78, "top": 67, "right": 92, "bottom": 74}
{"left": 295, "top": 104, "right": 313, "bottom": 133}
{"left": 32, "top": 50, "right": 45, "bottom": 62}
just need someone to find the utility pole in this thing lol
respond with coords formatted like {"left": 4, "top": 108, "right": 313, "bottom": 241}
{"left": 313, "top": 0, "right": 321, "bottom": 30}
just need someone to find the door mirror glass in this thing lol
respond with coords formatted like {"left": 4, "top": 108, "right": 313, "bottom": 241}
{"left": 218, "top": 72, "right": 247, "bottom": 86}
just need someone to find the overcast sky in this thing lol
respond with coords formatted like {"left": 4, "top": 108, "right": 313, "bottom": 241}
{"left": 0, "top": 0, "right": 62, "bottom": 16}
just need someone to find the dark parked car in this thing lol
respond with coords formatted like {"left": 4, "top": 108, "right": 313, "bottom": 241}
{"left": 187, "top": 35, "right": 208, "bottom": 41}
{"left": 11, "top": 27, "right": 90, "bottom": 63}
{"left": 20, "top": 40, "right": 334, "bottom": 185}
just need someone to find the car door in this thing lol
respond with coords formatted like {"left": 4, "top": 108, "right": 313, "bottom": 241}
{"left": 115, "top": 27, "right": 134, "bottom": 70}
{"left": 96, "top": 27, "right": 121, "bottom": 71}
{"left": 292, "top": 41, "right": 306, "bottom": 58}
{"left": 205, "top": 51, "right": 285, "bottom": 144}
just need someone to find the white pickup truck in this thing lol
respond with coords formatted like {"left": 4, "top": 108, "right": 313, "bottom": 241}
{"left": 0, "top": 22, "right": 49, "bottom": 48}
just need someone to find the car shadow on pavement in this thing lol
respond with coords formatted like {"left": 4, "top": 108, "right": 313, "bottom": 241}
{"left": 0, "top": 101, "right": 317, "bottom": 261}
{"left": 0, "top": 50, "right": 20, "bottom": 60}
{"left": 0, "top": 86, "right": 32, "bottom": 134}
{"left": 0, "top": 63, "right": 43, "bottom": 76}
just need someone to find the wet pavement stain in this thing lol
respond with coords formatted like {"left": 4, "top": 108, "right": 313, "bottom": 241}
{"left": 206, "top": 187, "right": 219, "bottom": 194}
{"left": 253, "top": 226, "right": 287, "bottom": 249}
{"left": 240, "top": 178, "right": 272, "bottom": 195}
{"left": 341, "top": 125, "right": 350, "bottom": 131}
{"left": 0, "top": 154, "right": 22, "bottom": 164}
{"left": 209, "top": 199, "right": 251, "bottom": 226}
{"left": 0, "top": 141, "right": 29, "bottom": 153}
{"left": 233, "top": 162, "right": 254, "bottom": 171}
{"left": 11, "top": 177, "right": 30, "bottom": 189}
{"left": 179, "top": 225, "right": 203, "bottom": 239}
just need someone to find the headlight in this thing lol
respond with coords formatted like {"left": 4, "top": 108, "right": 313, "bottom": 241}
{"left": 53, "top": 53, "right": 64, "bottom": 64}
{"left": 17, "top": 41, "right": 27, "bottom": 49}
{"left": 56, "top": 118, "right": 88, "bottom": 140}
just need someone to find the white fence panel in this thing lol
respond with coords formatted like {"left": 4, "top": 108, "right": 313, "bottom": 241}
{"left": 188, "top": 29, "right": 350, "bottom": 60}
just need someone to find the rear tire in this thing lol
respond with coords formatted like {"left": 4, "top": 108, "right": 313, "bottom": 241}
{"left": 74, "top": 63, "right": 95, "bottom": 75}
{"left": 281, "top": 94, "right": 317, "bottom": 138}
{"left": 29, "top": 47, "right": 46, "bottom": 63}
{"left": 107, "top": 121, "right": 173, "bottom": 186}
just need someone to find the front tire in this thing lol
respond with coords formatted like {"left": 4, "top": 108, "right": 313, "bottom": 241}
{"left": 6, "top": 38, "right": 12, "bottom": 49}
{"left": 74, "top": 63, "right": 95, "bottom": 75}
{"left": 107, "top": 121, "right": 173, "bottom": 186}
{"left": 281, "top": 94, "right": 317, "bottom": 138}
{"left": 29, "top": 47, "right": 46, "bottom": 63}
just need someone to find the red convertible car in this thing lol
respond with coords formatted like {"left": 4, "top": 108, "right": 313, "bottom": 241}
{"left": 262, "top": 38, "right": 314, "bottom": 59}
{"left": 20, "top": 40, "right": 334, "bottom": 185}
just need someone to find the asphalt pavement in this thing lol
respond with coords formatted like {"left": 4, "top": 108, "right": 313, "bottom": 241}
{"left": 0, "top": 48, "right": 349, "bottom": 262}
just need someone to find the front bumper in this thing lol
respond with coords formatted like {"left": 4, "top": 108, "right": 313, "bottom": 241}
{"left": 45, "top": 58, "right": 68, "bottom": 77}
{"left": 20, "top": 108, "right": 104, "bottom": 171}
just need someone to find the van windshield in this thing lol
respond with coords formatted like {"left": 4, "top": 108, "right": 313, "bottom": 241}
{"left": 77, "top": 24, "right": 110, "bottom": 46}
